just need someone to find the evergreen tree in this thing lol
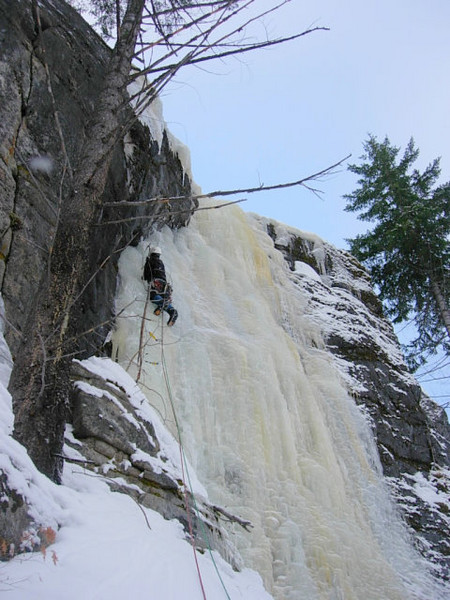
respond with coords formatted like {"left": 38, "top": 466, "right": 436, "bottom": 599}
{"left": 344, "top": 135, "right": 450, "bottom": 370}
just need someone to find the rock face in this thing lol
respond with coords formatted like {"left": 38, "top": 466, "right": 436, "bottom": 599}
{"left": 0, "top": 0, "right": 195, "bottom": 359}
{"left": 65, "top": 357, "right": 242, "bottom": 568}
{"left": 267, "top": 221, "right": 450, "bottom": 581}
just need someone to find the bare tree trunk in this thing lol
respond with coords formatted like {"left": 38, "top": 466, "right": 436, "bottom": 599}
{"left": 430, "top": 276, "right": 450, "bottom": 340}
{"left": 9, "top": 0, "right": 146, "bottom": 482}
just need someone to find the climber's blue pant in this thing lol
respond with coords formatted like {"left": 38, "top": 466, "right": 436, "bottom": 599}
{"left": 150, "top": 291, "right": 174, "bottom": 314}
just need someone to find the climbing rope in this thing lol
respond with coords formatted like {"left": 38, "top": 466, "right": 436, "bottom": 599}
{"left": 136, "top": 278, "right": 233, "bottom": 599}
{"left": 159, "top": 317, "right": 233, "bottom": 600}
{"left": 159, "top": 320, "right": 208, "bottom": 600}
{"left": 132, "top": 286, "right": 160, "bottom": 380}
{"left": 137, "top": 286, "right": 151, "bottom": 380}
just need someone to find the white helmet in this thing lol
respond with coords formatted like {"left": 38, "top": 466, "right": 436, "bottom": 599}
{"left": 150, "top": 246, "right": 162, "bottom": 255}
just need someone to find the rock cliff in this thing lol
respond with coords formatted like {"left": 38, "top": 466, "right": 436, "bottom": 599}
{"left": 0, "top": 0, "right": 195, "bottom": 360}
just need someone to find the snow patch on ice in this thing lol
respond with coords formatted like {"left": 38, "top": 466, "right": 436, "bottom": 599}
{"left": 294, "top": 260, "right": 322, "bottom": 282}
{"left": 127, "top": 77, "right": 194, "bottom": 183}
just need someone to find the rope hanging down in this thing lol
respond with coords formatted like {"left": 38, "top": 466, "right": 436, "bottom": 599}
{"left": 159, "top": 319, "right": 209, "bottom": 600}
{"left": 161, "top": 354, "right": 233, "bottom": 599}
{"left": 136, "top": 281, "right": 234, "bottom": 599}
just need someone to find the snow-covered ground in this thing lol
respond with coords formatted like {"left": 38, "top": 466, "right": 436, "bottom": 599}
{"left": 0, "top": 298, "right": 272, "bottom": 599}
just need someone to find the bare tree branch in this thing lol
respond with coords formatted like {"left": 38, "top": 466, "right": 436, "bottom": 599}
{"left": 101, "top": 199, "right": 246, "bottom": 226}
{"left": 139, "top": 27, "right": 329, "bottom": 76}
{"left": 212, "top": 504, "right": 253, "bottom": 531}
{"left": 104, "top": 155, "right": 350, "bottom": 209}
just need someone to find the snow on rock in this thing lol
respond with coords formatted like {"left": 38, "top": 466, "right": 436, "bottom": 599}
{"left": 70, "top": 356, "right": 206, "bottom": 496}
{"left": 387, "top": 468, "right": 450, "bottom": 582}
{"left": 127, "top": 77, "right": 195, "bottom": 185}
{"left": 0, "top": 298, "right": 63, "bottom": 557}
{"left": 67, "top": 356, "right": 247, "bottom": 570}
{"left": 293, "top": 260, "right": 322, "bottom": 283}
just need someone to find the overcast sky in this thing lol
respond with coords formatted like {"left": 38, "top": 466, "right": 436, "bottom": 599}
{"left": 161, "top": 0, "right": 450, "bottom": 249}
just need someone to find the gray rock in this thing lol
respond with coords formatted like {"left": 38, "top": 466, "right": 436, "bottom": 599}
{"left": 0, "top": 0, "right": 196, "bottom": 360}
{"left": 71, "top": 361, "right": 159, "bottom": 457}
{"left": 0, "top": 473, "right": 32, "bottom": 559}
{"left": 66, "top": 359, "right": 242, "bottom": 570}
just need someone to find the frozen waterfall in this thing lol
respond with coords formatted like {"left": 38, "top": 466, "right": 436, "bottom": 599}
{"left": 113, "top": 200, "right": 435, "bottom": 600}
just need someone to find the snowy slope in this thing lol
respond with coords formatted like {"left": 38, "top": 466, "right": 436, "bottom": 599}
{"left": 0, "top": 300, "right": 272, "bottom": 599}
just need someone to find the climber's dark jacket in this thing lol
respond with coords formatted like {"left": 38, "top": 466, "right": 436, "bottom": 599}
{"left": 144, "top": 254, "right": 166, "bottom": 283}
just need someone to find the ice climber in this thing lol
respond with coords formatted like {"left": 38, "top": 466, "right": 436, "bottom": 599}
{"left": 143, "top": 247, "right": 178, "bottom": 326}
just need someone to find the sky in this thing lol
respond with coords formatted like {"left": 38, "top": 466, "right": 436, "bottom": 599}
{"left": 157, "top": 0, "right": 450, "bottom": 405}
{"left": 160, "top": 0, "right": 450, "bottom": 248}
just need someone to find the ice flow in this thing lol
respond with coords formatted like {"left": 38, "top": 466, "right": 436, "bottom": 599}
{"left": 113, "top": 200, "right": 434, "bottom": 600}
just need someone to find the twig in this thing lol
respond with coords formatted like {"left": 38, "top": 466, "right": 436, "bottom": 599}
{"left": 212, "top": 504, "right": 253, "bottom": 531}
{"left": 72, "top": 469, "right": 152, "bottom": 531}
{"left": 37, "top": 329, "right": 47, "bottom": 401}
{"left": 140, "top": 27, "right": 329, "bottom": 76}
{"left": 34, "top": 4, "right": 73, "bottom": 180}
{"left": 100, "top": 199, "right": 246, "bottom": 226}
{"left": 53, "top": 453, "right": 96, "bottom": 465}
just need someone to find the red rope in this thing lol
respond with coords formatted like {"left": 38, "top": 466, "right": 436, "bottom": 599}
{"left": 179, "top": 445, "right": 208, "bottom": 600}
